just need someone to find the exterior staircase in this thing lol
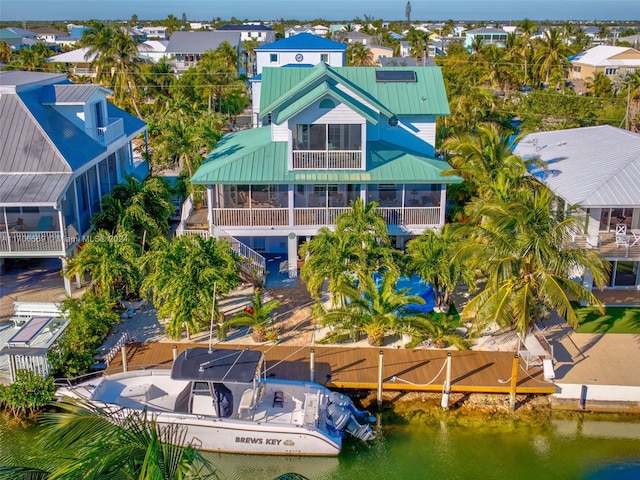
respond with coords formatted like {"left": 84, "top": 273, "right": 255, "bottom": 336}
{"left": 176, "top": 195, "right": 267, "bottom": 285}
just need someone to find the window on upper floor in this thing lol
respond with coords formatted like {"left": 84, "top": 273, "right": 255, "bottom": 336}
{"left": 270, "top": 53, "right": 278, "bottom": 63}
{"left": 94, "top": 101, "right": 105, "bottom": 128}
{"left": 605, "top": 67, "right": 618, "bottom": 75}
{"left": 293, "top": 124, "right": 362, "bottom": 151}
{"left": 320, "top": 53, "right": 329, "bottom": 62}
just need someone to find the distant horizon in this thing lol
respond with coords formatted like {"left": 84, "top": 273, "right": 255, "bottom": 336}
{"left": 1, "top": 0, "right": 639, "bottom": 23}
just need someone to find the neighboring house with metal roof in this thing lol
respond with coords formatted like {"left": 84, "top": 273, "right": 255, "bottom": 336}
{"left": 251, "top": 33, "right": 347, "bottom": 127}
{"left": 345, "top": 31, "right": 373, "bottom": 46}
{"left": 568, "top": 45, "right": 640, "bottom": 81}
{"left": 217, "top": 24, "right": 276, "bottom": 44}
{"left": 515, "top": 126, "right": 640, "bottom": 292}
{"left": 0, "top": 71, "right": 148, "bottom": 292}
{"left": 137, "top": 40, "right": 169, "bottom": 63}
{"left": 47, "top": 46, "right": 99, "bottom": 77}
{"left": 180, "top": 63, "right": 457, "bottom": 278}
{"left": 165, "top": 31, "right": 242, "bottom": 75}
{"left": 30, "top": 26, "right": 70, "bottom": 44}
{"left": 464, "top": 27, "right": 508, "bottom": 49}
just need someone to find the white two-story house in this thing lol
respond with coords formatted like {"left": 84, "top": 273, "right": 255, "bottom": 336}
{"left": 180, "top": 64, "right": 458, "bottom": 280}
{"left": 516, "top": 126, "right": 640, "bottom": 293}
{"left": 0, "top": 71, "right": 148, "bottom": 293}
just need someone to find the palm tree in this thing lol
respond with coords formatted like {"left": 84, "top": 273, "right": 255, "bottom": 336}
{"left": 92, "top": 175, "right": 175, "bottom": 244}
{"left": 406, "top": 29, "right": 430, "bottom": 65}
{"left": 315, "top": 270, "right": 433, "bottom": 346}
{"left": 141, "top": 235, "right": 241, "bottom": 340}
{"left": 346, "top": 42, "right": 374, "bottom": 66}
{"left": 442, "top": 123, "right": 530, "bottom": 199}
{"left": 82, "top": 22, "right": 145, "bottom": 118}
{"left": 406, "top": 226, "right": 474, "bottom": 312}
{"left": 300, "top": 199, "right": 396, "bottom": 307}
{"left": 151, "top": 111, "right": 223, "bottom": 178}
{"left": 65, "top": 228, "right": 141, "bottom": 298}
{"left": 533, "top": 28, "right": 572, "bottom": 87}
{"left": 0, "top": 40, "right": 11, "bottom": 63}
{"left": 2, "top": 398, "right": 218, "bottom": 479}
{"left": 220, "top": 290, "right": 281, "bottom": 342}
{"left": 457, "top": 185, "right": 610, "bottom": 337}
{"left": 241, "top": 38, "right": 260, "bottom": 76}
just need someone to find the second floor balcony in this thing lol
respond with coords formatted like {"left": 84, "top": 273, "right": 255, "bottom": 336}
{"left": 96, "top": 117, "right": 124, "bottom": 146}
{"left": 292, "top": 150, "right": 361, "bottom": 169}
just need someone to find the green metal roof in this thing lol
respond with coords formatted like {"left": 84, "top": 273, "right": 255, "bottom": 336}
{"left": 275, "top": 80, "right": 381, "bottom": 125}
{"left": 191, "top": 127, "right": 461, "bottom": 185}
{"left": 259, "top": 63, "right": 450, "bottom": 118}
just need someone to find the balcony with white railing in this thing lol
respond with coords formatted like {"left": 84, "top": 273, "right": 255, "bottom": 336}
{"left": 0, "top": 231, "right": 74, "bottom": 256}
{"left": 96, "top": 118, "right": 125, "bottom": 146}
{"left": 292, "top": 150, "right": 362, "bottom": 170}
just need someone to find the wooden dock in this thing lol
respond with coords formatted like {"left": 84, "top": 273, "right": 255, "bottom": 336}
{"left": 107, "top": 343, "right": 557, "bottom": 395}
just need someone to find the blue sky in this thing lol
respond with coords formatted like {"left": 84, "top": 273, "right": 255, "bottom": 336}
{"left": 1, "top": 0, "right": 639, "bottom": 22}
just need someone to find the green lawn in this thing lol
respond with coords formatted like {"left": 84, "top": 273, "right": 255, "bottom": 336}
{"left": 575, "top": 305, "right": 640, "bottom": 334}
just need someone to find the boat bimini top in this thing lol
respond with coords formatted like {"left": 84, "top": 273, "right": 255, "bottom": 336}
{"left": 171, "top": 348, "right": 264, "bottom": 384}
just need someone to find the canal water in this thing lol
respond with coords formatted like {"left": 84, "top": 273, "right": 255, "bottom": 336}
{"left": 2, "top": 412, "right": 640, "bottom": 479}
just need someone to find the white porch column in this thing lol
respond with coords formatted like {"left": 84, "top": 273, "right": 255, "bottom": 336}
{"left": 61, "top": 257, "right": 72, "bottom": 296}
{"left": 57, "top": 209, "right": 66, "bottom": 253}
{"left": 288, "top": 185, "right": 294, "bottom": 226}
{"left": 440, "top": 185, "right": 447, "bottom": 225}
{"left": 287, "top": 232, "right": 298, "bottom": 278}
{"left": 207, "top": 186, "right": 213, "bottom": 228}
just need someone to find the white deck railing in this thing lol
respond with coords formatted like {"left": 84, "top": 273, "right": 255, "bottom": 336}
{"left": 211, "top": 225, "right": 266, "bottom": 283}
{"left": 0, "top": 231, "right": 71, "bottom": 253}
{"left": 292, "top": 150, "right": 361, "bottom": 169}
{"left": 206, "top": 206, "right": 441, "bottom": 227}
{"left": 96, "top": 118, "right": 124, "bottom": 146}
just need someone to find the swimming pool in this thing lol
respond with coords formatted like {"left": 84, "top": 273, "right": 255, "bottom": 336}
{"left": 373, "top": 273, "right": 436, "bottom": 313}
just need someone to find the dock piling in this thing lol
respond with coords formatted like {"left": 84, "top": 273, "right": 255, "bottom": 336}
{"left": 509, "top": 354, "right": 519, "bottom": 410}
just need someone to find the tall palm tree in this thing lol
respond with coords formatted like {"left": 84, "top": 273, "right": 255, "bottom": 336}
{"left": 406, "top": 29, "right": 430, "bottom": 65}
{"left": 241, "top": 38, "right": 260, "bottom": 76}
{"left": 220, "top": 290, "right": 281, "bottom": 342}
{"left": 82, "top": 22, "right": 145, "bottom": 118}
{"left": 141, "top": 235, "right": 241, "bottom": 340}
{"left": 533, "top": 28, "right": 572, "bottom": 87}
{"left": 65, "top": 228, "right": 141, "bottom": 298}
{"left": 2, "top": 398, "right": 218, "bottom": 479}
{"left": 457, "top": 185, "right": 609, "bottom": 337}
{"left": 315, "top": 270, "right": 433, "bottom": 346}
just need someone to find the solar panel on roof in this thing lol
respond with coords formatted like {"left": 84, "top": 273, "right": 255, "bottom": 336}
{"left": 375, "top": 70, "right": 417, "bottom": 82}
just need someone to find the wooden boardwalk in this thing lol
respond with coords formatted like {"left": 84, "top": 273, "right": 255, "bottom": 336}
{"left": 107, "top": 343, "right": 556, "bottom": 395}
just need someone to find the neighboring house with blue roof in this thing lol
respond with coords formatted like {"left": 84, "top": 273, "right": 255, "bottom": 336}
{"left": 181, "top": 63, "right": 458, "bottom": 278}
{"left": 217, "top": 24, "right": 275, "bottom": 44}
{"left": 464, "top": 27, "right": 508, "bottom": 49}
{"left": 251, "top": 33, "right": 347, "bottom": 127}
{"left": 0, "top": 71, "right": 148, "bottom": 292}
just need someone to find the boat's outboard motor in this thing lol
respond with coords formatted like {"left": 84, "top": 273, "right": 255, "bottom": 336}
{"left": 327, "top": 392, "right": 376, "bottom": 441}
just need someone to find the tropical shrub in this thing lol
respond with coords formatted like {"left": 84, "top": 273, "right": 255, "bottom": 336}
{"left": 0, "top": 370, "right": 56, "bottom": 419}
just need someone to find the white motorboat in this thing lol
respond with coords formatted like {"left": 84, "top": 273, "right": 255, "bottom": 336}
{"left": 57, "top": 347, "right": 375, "bottom": 456}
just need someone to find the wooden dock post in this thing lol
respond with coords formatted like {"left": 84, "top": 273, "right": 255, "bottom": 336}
{"left": 310, "top": 348, "right": 315, "bottom": 382}
{"left": 377, "top": 350, "right": 384, "bottom": 408}
{"left": 441, "top": 352, "right": 452, "bottom": 409}
{"left": 121, "top": 344, "right": 128, "bottom": 373}
{"left": 509, "top": 354, "right": 519, "bottom": 410}
{"left": 172, "top": 345, "right": 178, "bottom": 361}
